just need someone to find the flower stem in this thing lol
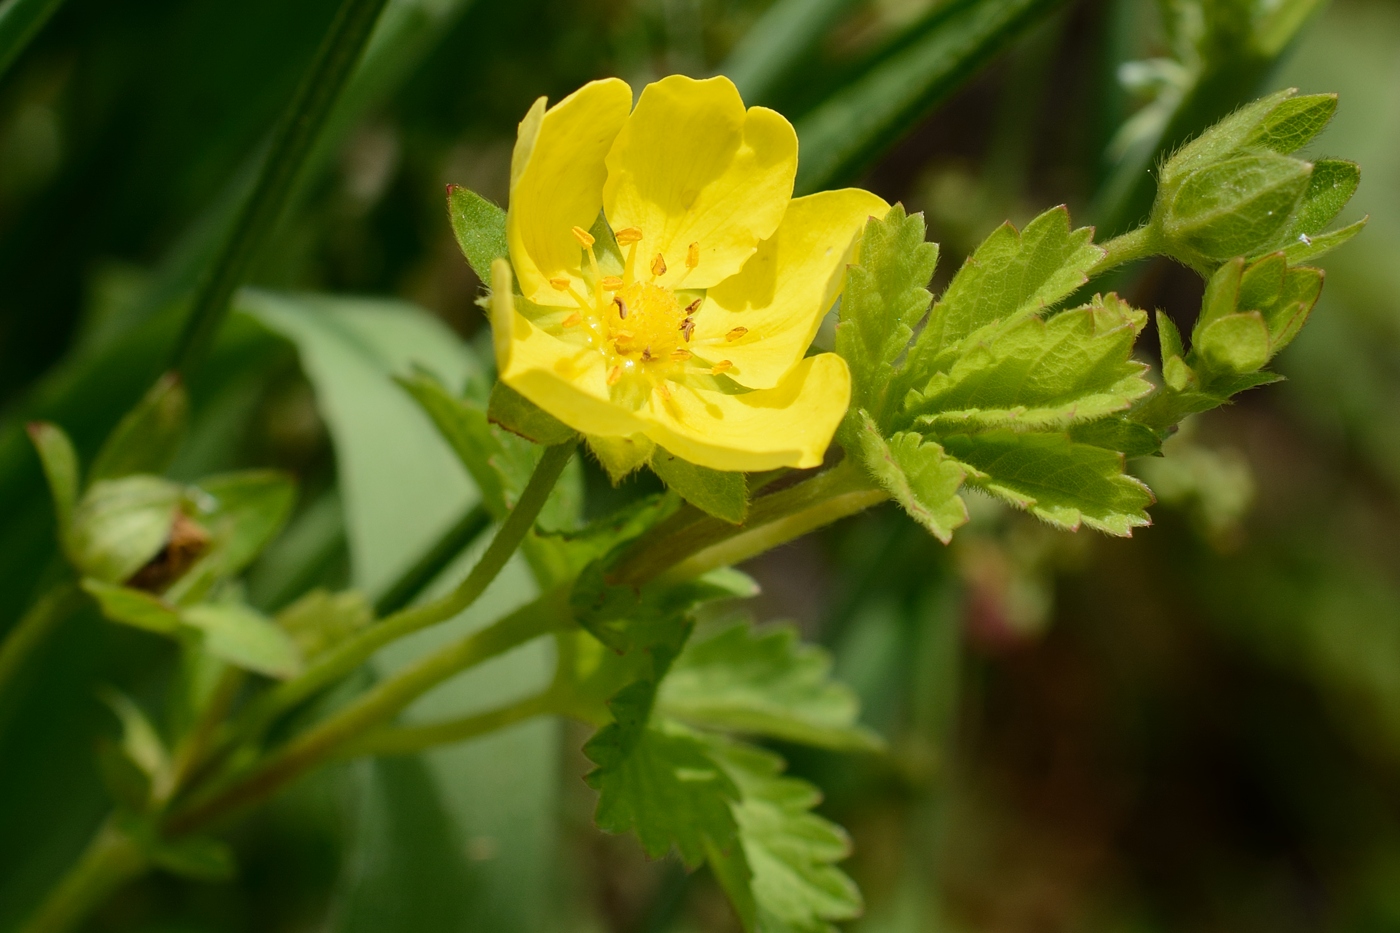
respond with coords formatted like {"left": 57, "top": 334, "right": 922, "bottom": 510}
{"left": 1089, "top": 224, "right": 1158, "bottom": 277}
{"left": 0, "top": 580, "right": 82, "bottom": 721}
{"left": 234, "top": 440, "right": 576, "bottom": 744}
{"left": 171, "top": 0, "right": 392, "bottom": 375}
{"left": 338, "top": 689, "right": 556, "bottom": 757}
{"left": 165, "top": 588, "right": 568, "bottom": 835}
{"left": 16, "top": 818, "right": 147, "bottom": 933}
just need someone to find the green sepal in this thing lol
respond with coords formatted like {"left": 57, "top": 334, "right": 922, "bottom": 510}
{"left": 1068, "top": 417, "right": 1164, "bottom": 458}
{"left": 487, "top": 381, "right": 577, "bottom": 446}
{"left": 1195, "top": 312, "right": 1272, "bottom": 373}
{"left": 446, "top": 185, "right": 508, "bottom": 281}
{"left": 588, "top": 433, "right": 654, "bottom": 484}
{"left": 181, "top": 603, "right": 303, "bottom": 680}
{"left": 853, "top": 411, "right": 967, "bottom": 543}
{"left": 82, "top": 579, "right": 182, "bottom": 634}
{"left": 1160, "top": 89, "right": 1304, "bottom": 185}
{"left": 944, "top": 431, "right": 1153, "bottom": 535}
{"left": 27, "top": 421, "right": 80, "bottom": 530}
{"left": 67, "top": 476, "right": 183, "bottom": 584}
{"left": 650, "top": 447, "right": 748, "bottom": 524}
{"left": 1158, "top": 152, "right": 1312, "bottom": 268}
{"left": 1241, "top": 92, "right": 1337, "bottom": 154}
{"left": 88, "top": 373, "right": 188, "bottom": 484}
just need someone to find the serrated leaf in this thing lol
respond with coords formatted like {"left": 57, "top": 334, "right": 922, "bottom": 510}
{"left": 586, "top": 719, "right": 740, "bottom": 867}
{"left": 853, "top": 412, "right": 967, "bottom": 543}
{"left": 944, "top": 431, "right": 1153, "bottom": 535}
{"left": 87, "top": 373, "right": 188, "bottom": 484}
{"left": 82, "top": 579, "right": 182, "bottom": 634}
{"left": 67, "top": 476, "right": 183, "bottom": 584}
{"left": 908, "top": 293, "right": 1151, "bottom": 430}
{"left": 446, "top": 185, "right": 507, "bottom": 281}
{"left": 708, "top": 739, "right": 861, "bottom": 933}
{"left": 181, "top": 603, "right": 302, "bottom": 679}
{"left": 912, "top": 206, "right": 1104, "bottom": 364}
{"left": 658, "top": 623, "right": 881, "bottom": 752}
{"left": 488, "top": 381, "right": 576, "bottom": 446}
{"left": 833, "top": 205, "right": 937, "bottom": 424}
{"left": 27, "top": 421, "right": 79, "bottom": 529}
{"left": 651, "top": 448, "right": 748, "bottom": 524}
{"left": 275, "top": 588, "right": 372, "bottom": 660}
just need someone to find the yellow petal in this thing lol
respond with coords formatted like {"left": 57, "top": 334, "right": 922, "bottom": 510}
{"left": 696, "top": 188, "right": 889, "bottom": 389}
{"left": 640, "top": 353, "right": 851, "bottom": 471}
{"left": 508, "top": 78, "right": 634, "bottom": 306}
{"left": 492, "top": 259, "right": 649, "bottom": 437}
{"left": 603, "top": 75, "right": 796, "bottom": 291}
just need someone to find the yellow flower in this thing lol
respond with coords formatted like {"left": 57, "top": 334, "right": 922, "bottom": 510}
{"left": 493, "top": 74, "right": 888, "bottom": 474}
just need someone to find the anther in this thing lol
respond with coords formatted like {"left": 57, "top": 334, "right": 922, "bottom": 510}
{"left": 710, "top": 360, "right": 733, "bottom": 375}
{"left": 641, "top": 347, "right": 653, "bottom": 362}
{"left": 615, "top": 227, "right": 643, "bottom": 245}
{"left": 670, "top": 349, "right": 692, "bottom": 362}
{"left": 651, "top": 253, "right": 667, "bottom": 277}
{"left": 549, "top": 277, "right": 571, "bottom": 291}
{"left": 571, "top": 226, "right": 595, "bottom": 247}
{"left": 680, "top": 318, "right": 696, "bottom": 342}
{"left": 685, "top": 298, "right": 702, "bottom": 315}
{"left": 655, "top": 382, "right": 672, "bottom": 401}
{"left": 725, "top": 327, "right": 749, "bottom": 342}
{"left": 607, "top": 366, "right": 623, "bottom": 386}
{"left": 601, "top": 276, "right": 624, "bottom": 290}
{"left": 613, "top": 296, "right": 628, "bottom": 319}
{"left": 686, "top": 242, "right": 699, "bottom": 269}
{"left": 562, "top": 313, "right": 581, "bottom": 327}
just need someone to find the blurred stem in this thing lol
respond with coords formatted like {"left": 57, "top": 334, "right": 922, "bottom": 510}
{"left": 165, "top": 590, "right": 567, "bottom": 834}
{"left": 722, "top": 0, "right": 861, "bottom": 103}
{"left": 0, "top": 0, "right": 65, "bottom": 79}
{"left": 611, "top": 459, "right": 889, "bottom": 586}
{"left": 233, "top": 440, "right": 576, "bottom": 744}
{"left": 171, "top": 0, "right": 392, "bottom": 375}
{"left": 16, "top": 818, "right": 147, "bottom": 933}
{"left": 0, "top": 580, "right": 82, "bottom": 719}
{"left": 338, "top": 688, "right": 555, "bottom": 757}
{"left": 373, "top": 502, "right": 492, "bottom": 616}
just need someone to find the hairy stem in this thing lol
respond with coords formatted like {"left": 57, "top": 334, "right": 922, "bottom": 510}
{"left": 1088, "top": 224, "right": 1158, "bottom": 277}
{"left": 166, "top": 589, "right": 568, "bottom": 834}
{"left": 0, "top": 580, "right": 82, "bottom": 718}
{"left": 171, "top": 0, "right": 392, "bottom": 374}
{"left": 234, "top": 440, "right": 576, "bottom": 743}
{"left": 16, "top": 819, "right": 147, "bottom": 933}
{"left": 339, "top": 689, "right": 555, "bottom": 757}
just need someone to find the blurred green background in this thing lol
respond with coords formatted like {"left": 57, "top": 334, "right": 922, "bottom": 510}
{"left": 0, "top": 0, "right": 1396, "bottom": 930}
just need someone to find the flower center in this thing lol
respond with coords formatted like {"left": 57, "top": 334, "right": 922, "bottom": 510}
{"left": 607, "top": 281, "right": 694, "bottom": 364}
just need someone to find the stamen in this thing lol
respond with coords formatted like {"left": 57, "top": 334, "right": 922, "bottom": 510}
{"left": 686, "top": 242, "right": 699, "bottom": 269}
{"left": 685, "top": 298, "right": 702, "bottom": 315}
{"left": 641, "top": 347, "right": 653, "bottom": 362}
{"left": 571, "top": 226, "right": 595, "bottom": 247}
{"left": 607, "top": 366, "right": 623, "bottom": 386}
{"left": 710, "top": 360, "right": 733, "bottom": 375}
{"left": 601, "top": 276, "right": 624, "bottom": 291}
{"left": 650, "top": 253, "right": 667, "bottom": 278}
{"left": 670, "top": 349, "right": 692, "bottom": 362}
{"left": 562, "top": 313, "right": 582, "bottom": 327}
{"left": 655, "top": 382, "right": 672, "bottom": 401}
{"left": 615, "top": 227, "right": 643, "bottom": 245}
{"left": 613, "top": 296, "right": 628, "bottom": 319}
{"left": 725, "top": 327, "right": 749, "bottom": 342}
{"left": 549, "top": 277, "right": 570, "bottom": 291}
{"left": 680, "top": 318, "right": 696, "bottom": 342}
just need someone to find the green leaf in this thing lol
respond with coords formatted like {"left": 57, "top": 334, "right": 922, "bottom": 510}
{"left": 82, "top": 579, "right": 182, "bottom": 635}
{"left": 87, "top": 373, "right": 188, "bottom": 484}
{"left": 275, "top": 588, "right": 372, "bottom": 660}
{"left": 658, "top": 622, "right": 881, "bottom": 752}
{"left": 180, "top": 603, "right": 303, "bottom": 679}
{"left": 650, "top": 448, "right": 748, "bottom": 524}
{"left": 97, "top": 686, "right": 169, "bottom": 782}
{"left": 1158, "top": 153, "right": 1312, "bottom": 267}
{"left": 26, "top": 421, "right": 79, "bottom": 529}
{"left": 944, "top": 431, "right": 1153, "bottom": 535}
{"left": 908, "top": 293, "right": 1152, "bottom": 430}
{"left": 446, "top": 185, "right": 508, "bottom": 282}
{"left": 586, "top": 718, "right": 740, "bottom": 867}
{"left": 792, "top": 0, "right": 1065, "bottom": 193}
{"left": 709, "top": 740, "right": 862, "bottom": 933}
{"left": 853, "top": 413, "right": 967, "bottom": 543}
{"left": 834, "top": 204, "right": 938, "bottom": 426}
{"left": 66, "top": 476, "right": 182, "bottom": 583}
{"left": 910, "top": 206, "right": 1103, "bottom": 367}
{"left": 488, "top": 381, "right": 577, "bottom": 447}
{"left": 1068, "top": 418, "right": 1163, "bottom": 458}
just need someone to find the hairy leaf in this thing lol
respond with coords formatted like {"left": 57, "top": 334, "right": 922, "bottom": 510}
{"left": 651, "top": 448, "right": 748, "bottom": 524}
{"left": 659, "top": 623, "right": 881, "bottom": 752}
{"left": 944, "top": 431, "right": 1153, "bottom": 535}
{"left": 446, "top": 185, "right": 508, "bottom": 281}
{"left": 853, "top": 413, "right": 967, "bottom": 542}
